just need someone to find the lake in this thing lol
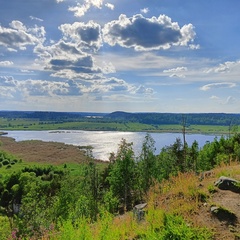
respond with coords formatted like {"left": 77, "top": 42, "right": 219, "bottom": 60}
{"left": 1, "top": 130, "right": 219, "bottom": 161}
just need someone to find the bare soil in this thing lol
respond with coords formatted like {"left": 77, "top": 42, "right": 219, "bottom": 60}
{"left": 193, "top": 166, "right": 240, "bottom": 239}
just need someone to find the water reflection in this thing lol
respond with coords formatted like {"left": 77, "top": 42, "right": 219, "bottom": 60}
{"left": 3, "top": 130, "right": 218, "bottom": 161}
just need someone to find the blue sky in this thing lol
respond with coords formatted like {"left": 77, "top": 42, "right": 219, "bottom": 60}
{"left": 0, "top": 0, "right": 240, "bottom": 113}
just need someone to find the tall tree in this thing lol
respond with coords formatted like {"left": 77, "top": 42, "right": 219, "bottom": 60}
{"left": 137, "top": 133, "right": 156, "bottom": 195}
{"left": 107, "top": 139, "right": 136, "bottom": 212}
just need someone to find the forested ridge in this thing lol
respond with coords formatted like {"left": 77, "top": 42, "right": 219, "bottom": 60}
{"left": 107, "top": 111, "right": 240, "bottom": 126}
{"left": 1, "top": 110, "right": 240, "bottom": 125}
{"left": 0, "top": 133, "right": 240, "bottom": 239}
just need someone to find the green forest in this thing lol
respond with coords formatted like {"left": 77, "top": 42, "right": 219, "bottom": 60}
{"left": 0, "top": 111, "right": 240, "bottom": 134}
{"left": 1, "top": 132, "right": 240, "bottom": 239}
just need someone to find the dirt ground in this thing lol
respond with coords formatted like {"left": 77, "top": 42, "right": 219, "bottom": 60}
{"left": 194, "top": 166, "right": 240, "bottom": 239}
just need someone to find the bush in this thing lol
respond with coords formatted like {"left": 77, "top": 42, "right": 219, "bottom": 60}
{"left": 6, "top": 165, "right": 12, "bottom": 169}
{"left": 2, "top": 159, "right": 9, "bottom": 166}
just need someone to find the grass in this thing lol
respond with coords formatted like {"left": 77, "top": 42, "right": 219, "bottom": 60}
{"left": 0, "top": 117, "right": 231, "bottom": 134}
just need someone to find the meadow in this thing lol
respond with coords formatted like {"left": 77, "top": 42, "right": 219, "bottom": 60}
{"left": 0, "top": 116, "right": 231, "bottom": 134}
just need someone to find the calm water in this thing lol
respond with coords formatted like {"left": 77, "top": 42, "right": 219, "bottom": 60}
{"left": 2, "top": 130, "right": 218, "bottom": 161}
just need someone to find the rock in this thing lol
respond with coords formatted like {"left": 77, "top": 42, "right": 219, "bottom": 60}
{"left": 133, "top": 203, "right": 147, "bottom": 222}
{"left": 214, "top": 176, "right": 240, "bottom": 193}
{"left": 211, "top": 205, "right": 237, "bottom": 224}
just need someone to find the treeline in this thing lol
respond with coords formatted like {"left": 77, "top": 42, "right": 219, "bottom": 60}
{"left": 0, "top": 111, "right": 84, "bottom": 121}
{"left": 107, "top": 111, "right": 240, "bottom": 126}
{"left": 1, "top": 110, "right": 240, "bottom": 126}
{"left": 1, "top": 133, "right": 240, "bottom": 238}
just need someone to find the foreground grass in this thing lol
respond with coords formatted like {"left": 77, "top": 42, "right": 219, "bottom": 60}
{"left": 42, "top": 171, "right": 217, "bottom": 240}
{"left": 48, "top": 211, "right": 212, "bottom": 240}
{"left": 1, "top": 158, "right": 240, "bottom": 239}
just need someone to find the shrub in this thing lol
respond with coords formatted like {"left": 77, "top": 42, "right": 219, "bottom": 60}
{"left": 2, "top": 159, "right": 9, "bottom": 166}
{"left": 6, "top": 164, "right": 11, "bottom": 169}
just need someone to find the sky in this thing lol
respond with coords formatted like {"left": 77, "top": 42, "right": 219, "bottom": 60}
{"left": 0, "top": 0, "right": 240, "bottom": 113}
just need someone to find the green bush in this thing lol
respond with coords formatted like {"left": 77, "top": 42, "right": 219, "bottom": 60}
{"left": 2, "top": 159, "right": 9, "bottom": 166}
{"left": 6, "top": 165, "right": 12, "bottom": 169}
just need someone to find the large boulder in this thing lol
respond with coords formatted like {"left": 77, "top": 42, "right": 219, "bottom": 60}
{"left": 133, "top": 203, "right": 147, "bottom": 222}
{"left": 214, "top": 176, "right": 240, "bottom": 193}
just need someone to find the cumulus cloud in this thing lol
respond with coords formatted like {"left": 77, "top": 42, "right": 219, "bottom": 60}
{"left": 200, "top": 82, "right": 236, "bottom": 91}
{"left": 210, "top": 95, "right": 219, "bottom": 100}
{"left": 0, "top": 61, "right": 13, "bottom": 66}
{"left": 34, "top": 38, "right": 103, "bottom": 80}
{"left": 163, "top": 66, "right": 187, "bottom": 73}
{"left": 21, "top": 79, "right": 83, "bottom": 97}
{"left": 0, "top": 76, "right": 85, "bottom": 98}
{"left": 205, "top": 60, "right": 240, "bottom": 74}
{"left": 140, "top": 8, "right": 149, "bottom": 14}
{"left": 163, "top": 66, "right": 188, "bottom": 78}
{"left": 105, "top": 3, "right": 114, "bottom": 10}
{"left": 91, "top": 78, "right": 131, "bottom": 93}
{"left": 59, "top": 21, "right": 102, "bottom": 51}
{"left": 103, "top": 14, "right": 196, "bottom": 51}
{"left": 133, "top": 85, "right": 154, "bottom": 95}
{"left": 69, "top": 0, "right": 104, "bottom": 17}
{"left": 0, "top": 76, "right": 17, "bottom": 87}
{"left": 0, "top": 21, "right": 45, "bottom": 51}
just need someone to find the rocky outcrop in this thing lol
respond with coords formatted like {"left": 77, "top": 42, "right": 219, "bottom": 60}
{"left": 214, "top": 176, "right": 240, "bottom": 193}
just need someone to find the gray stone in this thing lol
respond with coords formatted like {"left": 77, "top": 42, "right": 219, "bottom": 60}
{"left": 214, "top": 176, "right": 240, "bottom": 193}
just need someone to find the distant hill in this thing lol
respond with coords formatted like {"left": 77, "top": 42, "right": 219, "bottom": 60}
{"left": 106, "top": 111, "right": 240, "bottom": 126}
{"left": 1, "top": 110, "right": 240, "bottom": 126}
{"left": 0, "top": 111, "right": 106, "bottom": 121}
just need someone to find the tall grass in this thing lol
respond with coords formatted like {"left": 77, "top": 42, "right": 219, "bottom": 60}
{"left": 49, "top": 172, "right": 213, "bottom": 240}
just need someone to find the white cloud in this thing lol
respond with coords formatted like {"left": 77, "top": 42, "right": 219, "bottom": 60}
{"left": 210, "top": 95, "right": 219, "bottom": 100}
{"left": 105, "top": 3, "right": 114, "bottom": 10}
{"left": 0, "top": 86, "right": 16, "bottom": 99}
{"left": 189, "top": 44, "right": 200, "bottom": 50}
{"left": 34, "top": 38, "right": 104, "bottom": 80}
{"left": 69, "top": 0, "right": 104, "bottom": 17}
{"left": 0, "top": 61, "right": 13, "bottom": 66}
{"left": 103, "top": 14, "right": 196, "bottom": 51}
{"left": 133, "top": 85, "right": 154, "bottom": 95}
{"left": 163, "top": 66, "right": 188, "bottom": 78}
{"left": 140, "top": 8, "right": 149, "bottom": 14}
{"left": 20, "top": 69, "right": 34, "bottom": 74}
{"left": 30, "top": 16, "right": 43, "bottom": 22}
{"left": 200, "top": 82, "right": 236, "bottom": 91}
{"left": 59, "top": 21, "right": 102, "bottom": 51}
{"left": 205, "top": 60, "right": 240, "bottom": 74}
{"left": 0, "top": 76, "right": 85, "bottom": 98}
{"left": 163, "top": 66, "right": 188, "bottom": 73}
{"left": 0, "top": 76, "right": 17, "bottom": 87}
{"left": 224, "top": 96, "right": 236, "bottom": 105}
{"left": 0, "top": 21, "right": 45, "bottom": 51}
{"left": 210, "top": 95, "right": 238, "bottom": 106}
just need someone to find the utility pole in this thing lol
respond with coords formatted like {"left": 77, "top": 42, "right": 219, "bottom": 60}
{"left": 182, "top": 114, "right": 187, "bottom": 171}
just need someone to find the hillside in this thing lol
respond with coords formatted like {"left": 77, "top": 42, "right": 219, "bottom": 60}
{"left": 149, "top": 164, "right": 240, "bottom": 240}
{"left": 0, "top": 134, "right": 240, "bottom": 239}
